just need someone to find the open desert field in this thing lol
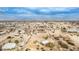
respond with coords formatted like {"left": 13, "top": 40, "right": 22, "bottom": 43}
{"left": 0, "top": 21, "right": 79, "bottom": 51}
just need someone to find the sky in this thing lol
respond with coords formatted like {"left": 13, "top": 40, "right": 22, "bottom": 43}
{"left": 0, "top": 7, "right": 79, "bottom": 21}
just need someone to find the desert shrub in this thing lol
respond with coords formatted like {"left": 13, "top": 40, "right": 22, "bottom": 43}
{"left": 54, "top": 37, "right": 59, "bottom": 40}
{"left": 58, "top": 41, "right": 68, "bottom": 49}
{"left": 36, "top": 47, "right": 39, "bottom": 50}
{"left": 15, "top": 40, "right": 19, "bottom": 44}
{"left": 66, "top": 40, "right": 75, "bottom": 46}
{"left": 41, "top": 47, "right": 45, "bottom": 51}
{"left": 45, "top": 42, "right": 54, "bottom": 48}
{"left": 50, "top": 48, "right": 53, "bottom": 51}
{"left": 43, "top": 35, "right": 48, "bottom": 40}
{"left": 7, "top": 36, "right": 12, "bottom": 39}
{"left": 77, "top": 33, "right": 79, "bottom": 36}
{"left": 25, "top": 48, "right": 30, "bottom": 51}
{"left": 8, "top": 40, "right": 11, "bottom": 43}
{"left": 61, "top": 27, "right": 67, "bottom": 32}
{"left": 0, "top": 46, "right": 2, "bottom": 51}
{"left": 33, "top": 40, "right": 38, "bottom": 44}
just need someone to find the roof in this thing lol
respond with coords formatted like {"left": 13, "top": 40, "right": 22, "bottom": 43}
{"left": 2, "top": 43, "right": 16, "bottom": 50}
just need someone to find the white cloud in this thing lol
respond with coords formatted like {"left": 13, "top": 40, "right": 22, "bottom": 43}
{"left": 0, "top": 7, "right": 77, "bottom": 15}
{"left": 31, "top": 8, "right": 75, "bottom": 13}
{"left": 39, "top": 9, "right": 51, "bottom": 13}
{"left": 47, "top": 8, "right": 75, "bottom": 12}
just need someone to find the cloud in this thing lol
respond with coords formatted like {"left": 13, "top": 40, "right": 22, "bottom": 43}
{"left": 49, "top": 8, "right": 75, "bottom": 11}
{"left": 0, "top": 7, "right": 79, "bottom": 21}
{"left": 0, "top": 7, "right": 78, "bottom": 15}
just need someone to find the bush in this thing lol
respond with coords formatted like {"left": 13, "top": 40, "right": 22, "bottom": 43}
{"left": 58, "top": 41, "right": 68, "bottom": 49}
{"left": 61, "top": 27, "right": 67, "bottom": 32}
{"left": 66, "top": 40, "right": 75, "bottom": 46}
{"left": 25, "top": 48, "right": 30, "bottom": 51}
{"left": 43, "top": 35, "right": 48, "bottom": 39}
{"left": 33, "top": 40, "right": 38, "bottom": 44}
{"left": 46, "top": 42, "right": 54, "bottom": 48}
{"left": 15, "top": 40, "right": 19, "bottom": 44}
{"left": 7, "top": 36, "right": 12, "bottom": 39}
{"left": 8, "top": 40, "right": 11, "bottom": 43}
{"left": 41, "top": 47, "right": 45, "bottom": 51}
{"left": 0, "top": 46, "right": 2, "bottom": 51}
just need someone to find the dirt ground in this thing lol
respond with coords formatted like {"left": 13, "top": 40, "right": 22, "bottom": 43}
{"left": 0, "top": 21, "right": 79, "bottom": 51}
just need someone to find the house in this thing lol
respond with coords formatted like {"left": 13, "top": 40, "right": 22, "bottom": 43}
{"left": 2, "top": 43, "right": 16, "bottom": 50}
{"left": 67, "top": 28, "right": 79, "bottom": 33}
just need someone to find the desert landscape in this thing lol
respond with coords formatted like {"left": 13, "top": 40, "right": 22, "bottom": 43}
{"left": 0, "top": 21, "right": 79, "bottom": 51}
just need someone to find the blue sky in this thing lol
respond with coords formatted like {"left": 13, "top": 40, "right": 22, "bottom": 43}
{"left": 0, "top": 7, "right": 79, "bottom": 21}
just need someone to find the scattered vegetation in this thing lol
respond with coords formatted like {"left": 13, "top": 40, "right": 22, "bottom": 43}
{"left": 33, "top": 40, "right": 38, "bottom": 44}
{"left": 45, "top": 42, "right": 54, "bottom": 48}
{"left": 0, "top": 24, "right": 5, "bottom": 29}
{"left": 0, "top": 46, "right": 2, "bottom": 51}
{"left": 14, "top": 40, "right": 19, "bottom": 44}
{"left": 61, "top": 27, "right": 67, "bottom": 32}
{"left": 58, "top": 41, "right": 68, "bottom": 49}
{"left": 66, "top": 40, "right": 75, "bottom": 46}
{"left": 49, "top": 48, "right": 53, "bottom": 51}
{"left": 8, "top": 40, "right": 11, "bottom": 43}
{"left": 43, "top": 35, "right": 48, "bottom": 40}
{"left": 41, "top": 47, "right": 45, "bottom": 51}
{"left": 54, "top": 37, "right": 59, "bottom": 40}
{"left": 36, "top": 45, "right": 40, "bottom": 47}
{"left": 36, "top": 47, "right": 39, "bottom": 50}
{"left": 25, "top": 48, "right": 30, "bottom": 51}
{"left": 77, "top": 33, "right": 79, "bottom": 36}
{"left": 7, "top": 36, "right": 12, "bottom": 39}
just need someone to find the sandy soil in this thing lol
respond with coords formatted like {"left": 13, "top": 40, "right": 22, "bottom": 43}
{"left": 0, "top": 21, "right": 79, "bottom": 51}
